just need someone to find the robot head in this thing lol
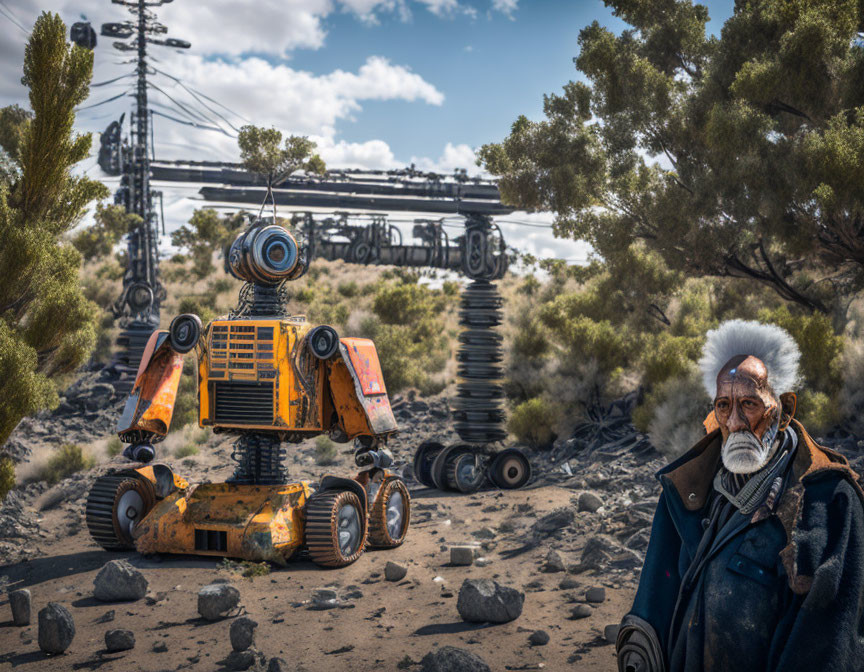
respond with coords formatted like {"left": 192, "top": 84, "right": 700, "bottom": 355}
{"left": 227, "top": 223, "right": 304, "bottom": 285}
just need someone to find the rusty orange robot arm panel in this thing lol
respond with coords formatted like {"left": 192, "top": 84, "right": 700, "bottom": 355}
{"left": 116, "top": 330, "right": 185, "bottom": 439}
{"left": 328, "top": 338, "right": 397, "bottom": 438}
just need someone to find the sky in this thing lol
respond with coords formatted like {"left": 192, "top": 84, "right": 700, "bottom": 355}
{"left": 0, "top": 0, "right": 735, "bottom": 262}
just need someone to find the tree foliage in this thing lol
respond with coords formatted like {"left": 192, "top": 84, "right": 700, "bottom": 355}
{"left": 170, "top": 208, "right": 245, "bottom": 279}
{"left": 238, "top": 126, "right": 326, "bottom": 187}
{"left": 71, "top": 203, "right": 138, "bottom": 261}
{"left": 0, "top": 13, "right": 107, "bottom": 463}
{"left": 480, "top": 0, "right": 864, "bottom": 327}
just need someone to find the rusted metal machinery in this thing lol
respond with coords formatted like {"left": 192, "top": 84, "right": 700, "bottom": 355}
{"left": 296, "top": 211, "right": 532, "bottom": 493}
{"left": 104, "top": 161, "right": 534, "bottom": 492}
{"left": 85, "top": 222, "right": 410, "bottom": 567}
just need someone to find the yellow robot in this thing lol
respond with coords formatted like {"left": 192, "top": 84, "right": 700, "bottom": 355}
{"left": 85, "top": 222, "right": 410, "bottom": 567}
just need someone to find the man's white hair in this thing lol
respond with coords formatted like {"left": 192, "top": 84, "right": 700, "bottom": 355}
{"left": 699, "top": 319, "right": 801, "bottom": 397}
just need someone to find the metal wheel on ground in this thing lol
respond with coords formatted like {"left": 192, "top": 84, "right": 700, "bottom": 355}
{"left": 445, "top": 450, "right": 485, "bottom": 493}
{"left": 86, "top": 474, "right": 155, "bottom": 550}
{"left": 368, "top": 479, "right": 411, "bottom": 548}
{"left": 489, "top": 449, "right": 532, "bottom": 489}
{"left": 306, "top": 490, "right": 367, "bottom": 567}
{"left": 413, "top": 440, "right": 444, "bottom": 488}
{"left": 430, "top": 445, "right": 464, "bottom": 491}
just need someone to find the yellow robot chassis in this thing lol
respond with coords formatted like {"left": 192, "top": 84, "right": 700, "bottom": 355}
{"left": 85, "top": 222, "right": 410, "bottom": 567}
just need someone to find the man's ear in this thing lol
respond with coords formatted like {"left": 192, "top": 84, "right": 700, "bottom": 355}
{"left": 779, "top": 392, "right": 797, "bottom": 430}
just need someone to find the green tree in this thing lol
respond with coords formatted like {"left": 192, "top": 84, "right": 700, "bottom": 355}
{"left": 170, "top": 208, "right": 245, "bottom": 279}
{"left": 0, "top": 104, "right": 32, "bottom": 163}
{"left": 71, "top": 203, "right": 138, "bottom": 261}
{"left": 0, "top": 12, "right": 108, "bottom": 495}
{"left": 480, "top": 0, "right": 864, "bottom": 328}
{"left": 238, "top": 125, "right": 325, "bottom": 192}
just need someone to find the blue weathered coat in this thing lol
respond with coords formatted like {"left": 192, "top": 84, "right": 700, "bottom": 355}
{"left": 626, "top": 419, "right": 864, "bottom": 671}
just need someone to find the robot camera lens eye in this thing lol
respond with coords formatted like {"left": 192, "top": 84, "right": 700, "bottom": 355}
{"left": 267, "top": 242, "right": 287, "bottom": 264}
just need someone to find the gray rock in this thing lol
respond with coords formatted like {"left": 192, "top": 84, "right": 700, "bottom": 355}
{"left": 541, "top": 549, "right": 565, "bottom": 573}
{"left": 153, "top": 641, "right": 168, "bottom": 652}
{"left": 559, "top": 577, "right": 580, "bottom": 590}
{"left": 471, "top": 527, "right": 496, "bottom": 540}
{"left": 38, "top": 602, "right": 75, "bottom": 654}
{"left": 585, "top": 586, "right": 606, "bottom": 603}
{"left": 268, "top": 658, "right": 290, "bottom": 672}
{"left": 420, "top": 646, "right": 491, "bottom": 672}
{"left": 577, "top": 491, "right": 604, "bottom": 513}
{"left": 230, "top": 616, "right": 258, "bottom": 651}
{"left": 529, "top": 630, "right": 550, "bottom": 646}
{"left": 309, "top": 588, "right": 340, "bottom": 610}
{"left": 226, "top": 647, "right": 264, "bottom": 671}
{"left": 532, "top": 509, "right": 575, "bottom": 538}
{"left": 93, "top": 560, "right": 148, "bottom": 602}
{"left": 105, "top": 629, "right": 135, "bottom": 652}
{"left": 569, "top": 604, "right": 592, "bottom": 619}
{"left": 449, "top": 546, "right": 475, "bottom": 566}
{"left": 384, "top": 561, "right": 408, "bottom": 582}
{"left": 197, "top": 583, "right": 240, "bottom": 621}
{"left": 456, "top": 579, "right": 524, "bottom": 624}
{"left": 9, "top": 588, "right": 30, "bottom": 626}
{"left": 604, "top": 624, "right": 621, "bottom": 643}
{"left": 580, "top": 534, "right": 642, "bottom": 570}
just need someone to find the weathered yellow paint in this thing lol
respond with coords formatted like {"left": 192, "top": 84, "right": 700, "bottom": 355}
{"left": 132, "top": 481, "right": 313, "bottom": 563}
{"left": 198, "top": 317, "right": 326, "bottom": 433}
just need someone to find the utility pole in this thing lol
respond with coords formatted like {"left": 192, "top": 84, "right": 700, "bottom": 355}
{"left": 99, "top": 0, "right": 189, "bottom": 383}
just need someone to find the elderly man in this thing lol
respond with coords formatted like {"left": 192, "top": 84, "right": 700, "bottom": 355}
{"left": 616, "top": 320, "right": 864, "bottom": 672}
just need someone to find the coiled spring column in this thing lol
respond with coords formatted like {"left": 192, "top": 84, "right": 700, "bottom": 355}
{"left": 229, "top": 433, "right": 287, "bottom": 485}
{"left": 452, "top": 279, "right": 506, "bottom": 443}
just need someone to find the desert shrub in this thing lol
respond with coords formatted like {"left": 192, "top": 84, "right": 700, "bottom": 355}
{"left": 840, "top": 340, "right": 864, "bottom": 435}
{"left": 172, "top": 357, "right": 199, "bottom": 429}
{"left": 314, "top": 435, "right": 337, "bottom": 466}
{"left": 508, "top": 398, "right": 557, "bottom": 449}
{"left": 0, "top": 457, "right": 14, "bottom": 500}
{"left": 221, "top": 557, "right": 271, "bottom": 579}
{"left": 37, "top": 444, "right": 95, "bottom": 485}
{"left": 106, "top": 436, "right": 123, "bottom": 457}
{"left": 337, "top": 281, "right": 360, "bottom": 298}
{"left": 177, "top": 296, "right": 216, "bottom": 325}
{"left": 642, "top": 374, "right": 711, "bottom": 460}
{"left": 358, "top": 277, "right": 452, "bottom": 393}
{"left": 175, "top": 443, "right": 199, "bottom": 458}
{"left": 758, "top": 307, "right": 843, "bottom": 395}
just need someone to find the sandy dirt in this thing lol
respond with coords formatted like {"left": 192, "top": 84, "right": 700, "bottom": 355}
{"left": 0, "top": 394, "right": 659, "bottom": 672}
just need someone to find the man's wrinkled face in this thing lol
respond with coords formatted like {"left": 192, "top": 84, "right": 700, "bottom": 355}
{"left": 714, "top": 355, "right": 780, "bottom": 474}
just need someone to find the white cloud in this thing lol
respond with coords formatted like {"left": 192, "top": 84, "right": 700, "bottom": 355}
{"left": 490, "top": 0, "right": 518, "bottom": 18}
{"left": 410, "top": 142, "right": 481, "bottom": 174}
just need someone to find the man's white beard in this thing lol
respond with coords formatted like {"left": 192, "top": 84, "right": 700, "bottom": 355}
{"left": 722, "top": 431, "right": 778, "bottom": 474}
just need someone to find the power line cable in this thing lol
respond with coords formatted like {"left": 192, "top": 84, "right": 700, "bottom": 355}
{"left": 75, "top": 90, "right": 132, "bottom": 111}
{"left": 152, "top": 68, "right": 245, "bottom": 130}
{"left": 148, "top": 81, "right": 226, "bottom": 129}
{"left": 151, "top": 110, "right": 235, "bottom": 136}
{"left": 92, "top": 72, "right": 135, "bottom": 87}
{"left": 0, "top": 4, "right": 28, "bottom": 36}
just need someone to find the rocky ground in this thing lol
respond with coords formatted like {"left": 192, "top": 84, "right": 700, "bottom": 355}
{"left": 1, "top": 378, "right": 862, "bottom": 671}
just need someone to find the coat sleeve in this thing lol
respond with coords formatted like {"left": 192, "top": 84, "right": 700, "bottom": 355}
{"left": 623, "top": 489, "right": 684, "bottom": 659}
{"left": 767, "top": 477, "right": 864, "bottom": 672}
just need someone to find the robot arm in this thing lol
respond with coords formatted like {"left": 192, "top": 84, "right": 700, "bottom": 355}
{"left": 116, "top": 315, "right": 202, "bottom": 461}
{"left": 310, "top": 329, "right": 398, "bottom": 467}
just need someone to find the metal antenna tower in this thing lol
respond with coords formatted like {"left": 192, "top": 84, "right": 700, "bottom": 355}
{"left": 102, "top": 0, "right": 190, "bottom": 382}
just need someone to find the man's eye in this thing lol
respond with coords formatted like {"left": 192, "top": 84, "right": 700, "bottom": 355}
{"left": 742, "top": 400, "right": 756, "bottom": 409}
{"left": 715, "top": 401, "right": 729, "bottom": 411}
